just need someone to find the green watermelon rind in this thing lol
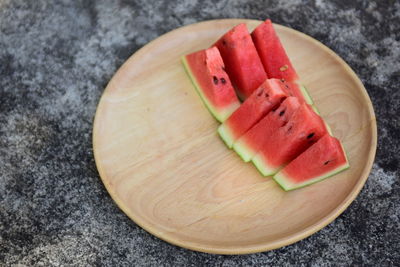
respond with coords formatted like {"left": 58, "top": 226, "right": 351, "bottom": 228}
{"left": 217, "top": 123, "right": 235, "bottom": 148}
{"left": 273, "top": 161, "right": 350, "bottom": 191}
{"left": 310, "top": 105, "right": 334, "bottom": 136}
{"left": 181, "top": 56, "right": 240, "bottom": 122}
{"left": 273, "top": 142, "right": 350, "bottom": 191}
{"left": 252, "top": 153, "right": 282, "bottom": 176}
{"left": 232, "top": 139, "right": 254, "bottom": 162}
{"left": 311, "top": 104, "right": 320, "bottom": 115}
{"left": 299, "top": 85, "right": 314, "bottom": 105}
{"left": 324, "top": 121, "right": 333, "bottom": 135}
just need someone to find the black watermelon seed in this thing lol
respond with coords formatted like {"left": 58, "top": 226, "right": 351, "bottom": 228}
{"left": 324, "top": 160, "right": 330, "bottom": 165}
{"left": 220, "top": 77, "right": 226, "bottom": 84}
{"left": 213, "top": 76, "right": 218, "bottom": 85}
{"left": 307, "top": 133, "right": 315, "bottom": 139}
{"left": 257, "top": 90, "right": 263, "bottom": 97}
{"left": 279, "top": 110, "right": 285, "bottom": 116}
{"left": 265, "top": 93, "right": 269, "bottom": 97}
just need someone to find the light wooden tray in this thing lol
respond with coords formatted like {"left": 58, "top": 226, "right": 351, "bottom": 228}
{"left": 93, "top": 19, "right": 377, "bottom": 254}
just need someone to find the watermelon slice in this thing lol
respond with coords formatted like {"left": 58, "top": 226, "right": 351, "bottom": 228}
{"left": 233, "top": 96, "right": 301, "bottom": 162}
{"left": 218, "top": 79, "right": 288, "bottom": 148}
{"left": 276, "top": 78, "right": 334, "bottom": 136}
{"left": 182, "top": 47, "right": 240, "bottom": 122}
{"left": 252, "top": 103, "right": 327, "bottom": 176}
{"left": 252, "top": 19, "right": 299, "bottom": 82}
{"left": 273, "top": 134, "right": 349, "bottom": 191}
{"left": 279, "top": 79, "right": 313, "bottom": 105}
{"left": 214, "top": 23, "right": 267, "bottom": 100}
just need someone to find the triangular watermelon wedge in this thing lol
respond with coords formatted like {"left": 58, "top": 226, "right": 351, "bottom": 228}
{"left": 273, "top": 134, "right": 349, "bottom": 191}
{"left": 251, "top": 20, "right": 316, "bottom": 106}
{"left": 182, "top": 47, "right": 240, "bottom": 122}
{"left": 214, "top": 23, "right": 267, "bottom": 100}
{"left": 251, "top": 19, "right": 299, "bottom": 82}
{"left": 252, "top": 103, "right": 328, "bottom": 176}
{"left": 218, "top": 79, "right": 288, "bottom": 148}
{"left": 233, "top": 96, "right": 301, "bottom": 162}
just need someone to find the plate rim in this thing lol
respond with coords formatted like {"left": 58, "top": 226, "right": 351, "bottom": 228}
{"left": 92, "top": 18, "right": 377, "bottom": 255}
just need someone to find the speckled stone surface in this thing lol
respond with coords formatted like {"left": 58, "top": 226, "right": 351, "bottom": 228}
{"left": 0, "top": 0, "right": 399, "bottom": 265}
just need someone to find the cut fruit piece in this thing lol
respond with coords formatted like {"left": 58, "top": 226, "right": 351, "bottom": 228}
{"left": 182, "top": 47, "right": 240, "bottom": 122}
{"left": 214, "top": 23, "right": 267, "bottom": 100}
{"left": 278, "top": 79, "right": 313, "bottom": 105}
{"left": 252, "top": 103, "right": 327, "bottom": 176}
{"left": 233, "top": 96, "right": 301, "bottom": 162}
{"left": 252, "top": 19, "right": 299, "bottom": 82}
{"left": 218, "top": 79, "right": 288, "bottom": 148}
{"left": 273, "top": 134, "right": 349, "bottom": 191}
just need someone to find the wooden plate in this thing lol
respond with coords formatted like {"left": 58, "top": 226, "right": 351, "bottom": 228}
{"left": 93, "top": 19, "right": 377, "bottom": 254}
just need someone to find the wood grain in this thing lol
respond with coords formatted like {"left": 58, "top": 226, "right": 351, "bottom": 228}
{"left": 92, "top": 19, "right": 377, "bottom": 254}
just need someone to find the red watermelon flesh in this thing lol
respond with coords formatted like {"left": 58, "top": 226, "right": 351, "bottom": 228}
{"left": 218, "top": 79, "right": 288, "bottom": 148}
{"left": 182, "top": 47, "right": 240, "bottom": 122}
{"left": 274, "top": 134, "right": 349, "bottom": 191}
{"left": 233, "top": 96, "right": 301, "bottom": 162}
{"left": 214, "top": 23, "right": 267, "bottom": 100}
{"left": 278, "top": 79, "right": 313, "bottom": 105}
{"left": 252, "top": 103, "right": 327, "bottom": 176}
{"left": 252, "top": 19, "right": 299, "bottom": 82}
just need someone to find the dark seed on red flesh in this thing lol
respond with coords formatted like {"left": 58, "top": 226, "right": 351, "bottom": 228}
{"left": 307, "top": 133, "right": 315, "bottom": 139}
{"left": 279, "top": 110, "right": 285, "bottom": 116}
{"left": 324, "top": 160, "right": 330, "bottom": 165}
{"left": 213, "top": 76, "right": 218, "bottom": 85}
{"left": 220, "top": 77, "right": 226, "bottom": 84}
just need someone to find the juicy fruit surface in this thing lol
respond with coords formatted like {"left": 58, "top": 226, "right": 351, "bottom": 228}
{"left": 218, "top": 79, "right": 288, "bottom": 148}
{"left": 278, "top": 79, "right": 313, "bottom": 105}
{"left": 253, "top": 103, "right": 327, "bottom": 176}
{"left": 183, "top": 47, "right": 240, "bottom": 122}
{"left": 233, "top": 96, "right": 301, "bottom": 162}
{"left": 273, "top": 134, "right": 349, "bottom": 190}
{"left": 214, "top": 23, "right": 267, "bottom": 100}
{"left": 252, "top": 19, "right": 299, "bottom": 82}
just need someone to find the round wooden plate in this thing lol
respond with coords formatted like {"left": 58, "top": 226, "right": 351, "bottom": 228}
{"left": 93, "top": 19, "right": 377, "bottom": 254}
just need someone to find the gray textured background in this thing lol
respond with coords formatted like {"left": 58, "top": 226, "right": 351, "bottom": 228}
{"left": 1, "top": 0, "right": 399, "bottom": 266}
